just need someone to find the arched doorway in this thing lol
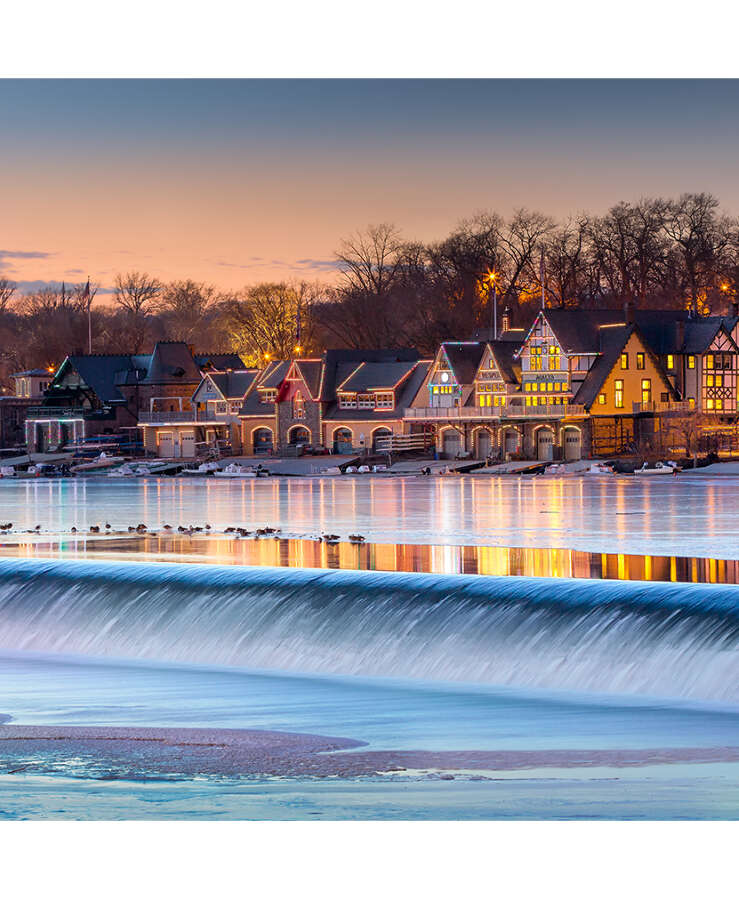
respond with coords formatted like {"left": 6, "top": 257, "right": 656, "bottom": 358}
{"left": 474, "top": 428, "right": 492, "bottom": 460}
{"left": 372, "top": 427, "right": 392, "bottom": 451}
{"left": 502, "top": 428, "right": 520, "bottom": 457}
{"left": 537, "top": 427, "right": 555, "bottom": 461}
{"left": 333, "top": 427, "right": 353, "bottom": 453}
{"left": 288, "top": 426, "right": 311, "bottom": 445}
{"left": 442, "top": 427, "right": 461, "bottom": 459}
{"left": 253, "top": 427, "right": 274, "bottom": 454}
{"left": 562, "top": 427, "right": 582, "bottom": 461}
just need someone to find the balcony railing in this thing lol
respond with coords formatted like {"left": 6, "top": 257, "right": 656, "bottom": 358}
{"left": 137, "top": 410, "right": 240, "bottom": 424}
{"left": 26, "top": 406, "right": 89, "bottom": 418}
{"left": 404, "top": 404, "right": 586, "bottom": 421}
{"left": 632, "top": 400, "right": 695, "bottom": 415}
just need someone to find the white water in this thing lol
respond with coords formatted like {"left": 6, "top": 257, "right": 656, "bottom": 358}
{"left": 0, "top": 559, "right": 737, "bottom": 704}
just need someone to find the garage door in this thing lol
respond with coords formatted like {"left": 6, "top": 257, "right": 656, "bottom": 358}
{"left": 442, "top": 429, "right": 461, "bottom": 458}
{"left": 563, "top": 429, "right": 582, "bottom": 461}
{"left": 537, "top": 429, "right": 554, "bottom": 461}
{"left": 181, "top": 431, "right": 197, "bottom": 458}
{"left": 158, "top": 432, "right": 174, "bottom": 458}
{"left": 476, "top": 430, "right": 492, "bottom": 459}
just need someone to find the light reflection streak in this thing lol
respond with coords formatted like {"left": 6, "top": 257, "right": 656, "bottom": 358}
{"left": 4, "top": 536, "right": 739, "bottom": 585}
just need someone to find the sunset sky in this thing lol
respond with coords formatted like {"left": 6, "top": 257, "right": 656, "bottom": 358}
{"left": 3, "top": 78, "right": 739, "bottom": 300}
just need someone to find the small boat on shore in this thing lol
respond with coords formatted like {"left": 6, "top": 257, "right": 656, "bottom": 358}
{"left": 584, "top": 463, "right": 616, "bottom": 476}
{"left": 634, "top": 461, "right": 679, "bottom": 476}
{"left": 213, "top": 463, "right": 269, "bottom": 478}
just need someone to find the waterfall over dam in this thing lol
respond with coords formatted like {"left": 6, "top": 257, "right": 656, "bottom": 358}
{"left": 0, "top": 558, "right": 736, "bottom": 704}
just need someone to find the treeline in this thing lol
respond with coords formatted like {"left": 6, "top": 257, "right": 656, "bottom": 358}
{"left": 1, "top": 192, "right": 738, "bottom": 386}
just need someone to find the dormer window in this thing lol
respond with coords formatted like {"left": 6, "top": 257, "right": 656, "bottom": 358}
{"left": 338, "top": 393, "right": 357, "bottom": 409}
{"left": 375, "top": 392, "right": 394, "bottom": 409}
{"left": 260, "top": 388, "right": 277, "bottom": 404}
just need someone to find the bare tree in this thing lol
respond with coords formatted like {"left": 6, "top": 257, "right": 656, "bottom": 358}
{"left": 0, "top": 278, "right": 16, "bottom": 313}
{"left": 224, "top": 281, "right": 320, "bottom": 365}
{"left": 113, "top": 271, "right": 162, "bottom": 316}
{"left": 157, "top": 280, "right": 225, "bottom": 344}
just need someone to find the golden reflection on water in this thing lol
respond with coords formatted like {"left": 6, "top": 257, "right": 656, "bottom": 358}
{"left": 2, "top": 535, "right": 739, "bottom": 585}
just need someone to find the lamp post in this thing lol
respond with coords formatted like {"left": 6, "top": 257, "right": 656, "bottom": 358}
{"left": 486, "top": 270, "right": 499, "bottom": 340}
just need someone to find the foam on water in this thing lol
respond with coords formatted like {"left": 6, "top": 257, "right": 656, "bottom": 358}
{"left": 0, "top": 558, "right": 736, "bottom": 704}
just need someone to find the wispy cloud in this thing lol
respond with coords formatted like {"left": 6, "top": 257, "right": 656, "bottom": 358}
{"left": 15, "top": 279, "right": 115, "bottom": 295}
{"left": 0, "top": 249, "right": 55, "bottom": 274}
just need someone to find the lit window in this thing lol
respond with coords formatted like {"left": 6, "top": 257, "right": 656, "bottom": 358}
{"left": 636, "top": 353, "right": 645, "bottom": 370}
{"left": 716, "top": 375, "right": 723, "bottom": 387}
{"left": 688, "top": 355, "right": 695, "bottom": 370}
{"left": 598, "top": 393, "right": 606, "bottom": 405}
{"left": 705, "top": 354, "right": 714, "bottom": 370}
{"left": 547, "top": 382, "right": 554, "bottom": 392}
{"left": 620, "top": 353, "right": 628, "bottom": 370}
{"left": 716, "top": 398, "right": 724, "bottom": 410}
{"left": 706, "top": 374, "right": 714, "bottom": 387}
{"left": 641, "top": 379, "right": 651, "bottom": 404}
{"left": 707, "top": 398, "right": 715, "bottom": 410}
{"left": 666, "top": 354, "right": 674, "bottom": 370}
{"left": 293, "top": 390, "right": 305, "bottom": 419}
{"left": 615, "top": 379, "right": 624, "bottom": 409}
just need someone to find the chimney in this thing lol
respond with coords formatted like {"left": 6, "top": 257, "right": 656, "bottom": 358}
{"left": 501, "top": 306, "right": 512, "bottom": 333}
{"left": 732, "top": 300, "right": 739, "bottom": 318}
{"left": 623, "top": 300, "right": 634, "bottom": 324}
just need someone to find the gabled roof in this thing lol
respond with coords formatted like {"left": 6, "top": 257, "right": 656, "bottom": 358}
{"left": 11, "top": 369, "right": 50, "bottom": 378}
{"left": 573, "top": 323, "right": 678, "bottom": 409}
{"left": 143, "top": 342, "right": 203, "bottom": 384}
{"left": 204, "top": 369, "right": 260, "bottom": 401}
{"left": 480, "top": 341, "right": 520, "bottom": 386}
{"left": 337, "top": 360, "right": 418, "bottom": 392}
{"left": 56, "top": 355, "right": 140, "bottom": 403}
{"left": 318, "top": 348, "right": 420, "bottom": 401}
{"left": 257, "top": 360, "right": 291, "bottom": 390}
{"left": 194, "top": 352, "right": 245, "bottom": 371}
{"left": 439, "top": 342, "right": 487, "bottom": 386}
{"left": 292, "top": 360, "right": 323, "bottom": 399}
{"left": 323, "top": 361, "right": 431, "bottom": 421}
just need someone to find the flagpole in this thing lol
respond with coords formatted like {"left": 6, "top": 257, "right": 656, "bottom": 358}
{"left": 85, "top": 277, "right": 92, "bottom": 353}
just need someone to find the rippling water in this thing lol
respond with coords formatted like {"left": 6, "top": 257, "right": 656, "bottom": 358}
{"left": 1, "top": 474, "right": 739, "bottom": 556}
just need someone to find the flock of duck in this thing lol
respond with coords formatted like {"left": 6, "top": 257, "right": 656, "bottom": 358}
{"left": 0, "top": 521, "right": 367, "bottom": 544}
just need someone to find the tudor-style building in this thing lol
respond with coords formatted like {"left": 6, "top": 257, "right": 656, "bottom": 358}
{"left": 405, "top": 339, "right": 532, "bottom": 459}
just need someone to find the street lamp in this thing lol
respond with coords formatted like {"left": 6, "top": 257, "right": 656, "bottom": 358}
{"left": 485, "top": 270, "right": 499, "bottom": 340}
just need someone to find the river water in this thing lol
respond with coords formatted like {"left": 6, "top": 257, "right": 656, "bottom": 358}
{"left": 0, "top": 475, "right": 737, "bottom": 819}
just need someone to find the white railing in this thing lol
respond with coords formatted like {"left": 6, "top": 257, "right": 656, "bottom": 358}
{"left": 632, "top": 400, "right": 694, "bottom": 415}
{"left": 404, "top": 404, "right": 586, "bottom": 421}
{"left": 138, "top": 410, "right": 240, "bottom": 424}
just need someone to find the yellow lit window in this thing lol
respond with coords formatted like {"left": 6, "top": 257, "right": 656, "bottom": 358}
{"left": 716, "top": 374, "right": 723, "bottom": 387}
{"left": 666, "top": 354, "right": 674, "bottom": 370}
{"left": 636, "top": 352, "right": 645, "bottom": 370}
{"left": 620, "top": 353, "right": 628, "bottom": 369}
{"left": 707, "top": 398, "right": 715, "bottom": 410}
{"left": 547, "top": 382, "right": 554, "bottom": 392}
{"left": 706, "top": 374, "right": 714, "bottom": 387}
{"left": 532, "top": 382, "right": 538, "bottom": 392}
{"left": 716, "top": 398, "right": 724, "bottom": 410}
{"left": 478, "top": 395, "right": 486, "bottom": 407}
{"left": 525, "top": 396, "right": 532, "bottom": 406}
{"left": 615, "top": 379, "right": 624, "bottom": 409}
{"left": 641, "top": 379, "right": 651, "bottom": 404}
{"left": 706, "top": 354, "right": 714, "bottom": 370}
{"left": 598, "top": 393, "right": 606, "bottom": 405}
{"left": 688, "top": 355, "right": 695, "bottom": 369}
